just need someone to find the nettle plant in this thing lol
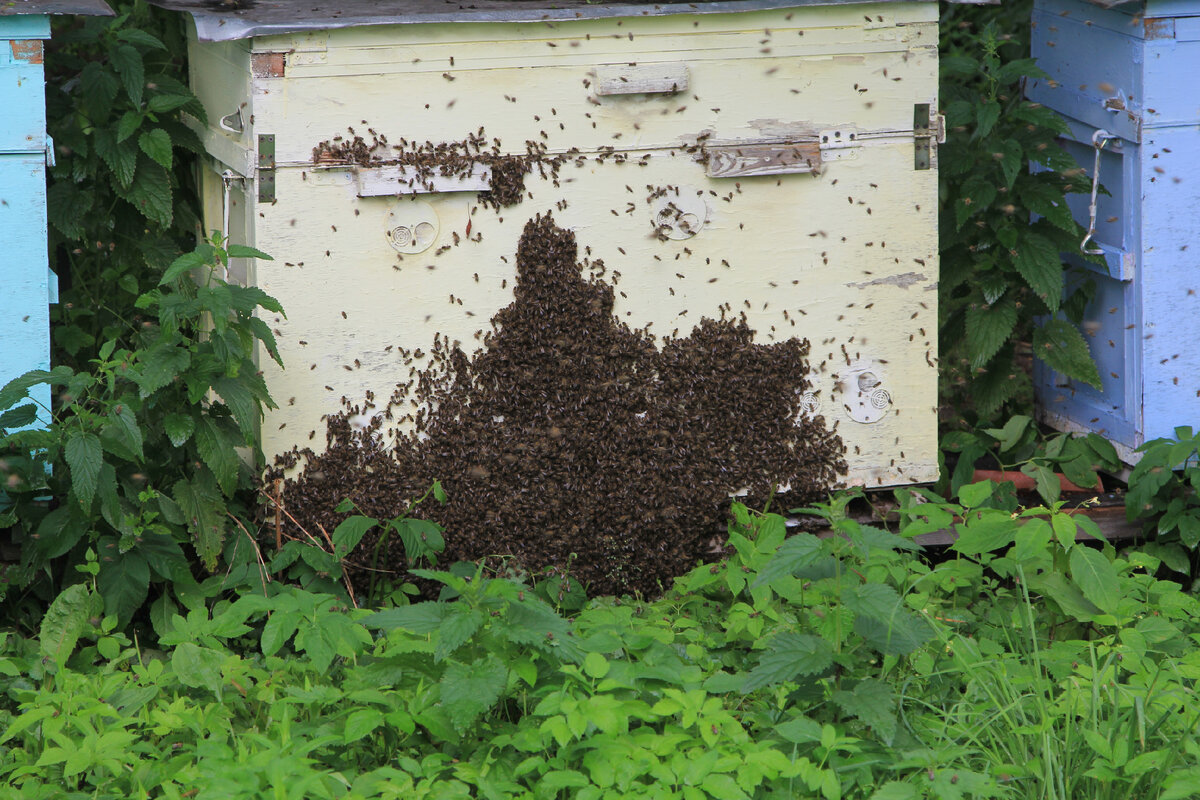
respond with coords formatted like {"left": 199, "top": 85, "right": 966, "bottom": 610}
{"left": 45, "top": 0, "right": 206, "bottom": 363}
{"left": 0, "top": 239, "right": 279, "bottom": 623}
{"left": 1125, "top": 427, "right": 1200, "bottom": 574}
{"left": 939, "top": 23, "right": 1102, "bottom": 421}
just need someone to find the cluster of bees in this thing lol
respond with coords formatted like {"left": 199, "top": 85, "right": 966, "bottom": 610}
{"left": 269, "top": 214, "right": 846, "bottom": 598}
{"left": 311, "top": 126, "right": 570, "bottom": 209}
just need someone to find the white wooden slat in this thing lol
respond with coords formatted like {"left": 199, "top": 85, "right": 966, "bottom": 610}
{"left": 594, "top": 62, "right": 688, "bottom": 95}
{"left": 354, "top": 163, "right": 491, "bottom": 196}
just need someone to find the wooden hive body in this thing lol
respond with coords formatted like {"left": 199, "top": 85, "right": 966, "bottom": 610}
{"left": 174, "top": 0, "right": 943, "bottom": 488}
{"left": 1029, "top": 0, "right": 1200, "bottom": 463}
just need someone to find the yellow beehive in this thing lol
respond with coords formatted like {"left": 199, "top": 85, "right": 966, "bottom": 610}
{"left": 167, "top": 0, "right": 942, "bottom": 489}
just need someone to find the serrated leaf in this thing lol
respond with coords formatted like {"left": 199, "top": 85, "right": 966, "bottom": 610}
{"left": 160, "top": 250, "right": 211, "bottom": 285}
{"left": 435, "top": 604, "right": 483, "bottom": 662}
{"left": 965, "top": 295, "right": 1018, "bottom": 369}
{"left": 753, "top": 533, "right": 822, "bottom": 587}
{"left": 123, "top": 156, "right": 173, "bottom": 227}
{"left": 162, "top": 412, "right": 195, "bottom": 447}
{"left": 1034, "top": 319, "right": 1102, "bottom": 388}
{"left": 869, "top": 782, "right": 919, "bottom": 800}
{"left": 64, "top": 430, "right": 103, "bottom": 510}
{"left": 116, "top": 111, "right": 142, "bottom": 143}
{"left": 364, "top": 602, "right": 447, "bottom": 633}
{"left": 138, "top": 128, "right": 172, "bottom": 170}
{"left": 1069, "top": 546, "right": 1119, "bottom": 615}
{"left": 343, "top": 708, "right": 383, "bottom": 743}
{"left": 212, "top": 376, "right": 260, "bottom": 441}
{"left": 46, "top": 181, "right": 92, "bottom": 240}
{"left": 172, "top": 642, "right": 226, "bottom": 695}
{"left": 111, "top": 44, "right": 145, "bottom": 106}
{"left": 96, "top": 550, "right": 150, "bottom": 622}
{"left": 975, "top": 101, "right": 1001, "bottom": 139}
{"left": 173, "top": 472, "right": 225, "bottom": 570}
{"left": 832, "top": 678, "right": 897, "bottom": 744}
{"left": 148, "top": 93, "right": 194, "bottom": 113}
{"left": 999, "top": 138, "right": 1023, "bottom": 189}
{"left": 0, "top": 403, "right": 37, "bottom": 431}
{"left": 93, "top": 128, "right": 138, "bottom": 189}
{"left": 136, "top": 343, "right": 190, "bottom": 398}
{"left": 742, "top": 633, "right": 833, "bottom": 693}
{"left": 440, "top": 654, "right": 507, "bottom": 731}
{"left": 845, "top": 584, "right": 933, "bottom": 655}
{"left": 332, "top": 515, "right": 376, "bottom": 558}
{"left": 194, "top": 416, "right": 240, "bottom": 497}
{"left": 226, "top": 244, "right": 273, "bottom": 260}
{"left": 102, "top": 403, "right": 144, "bottom": 463}
{"left": 117, "top": 28, "right": 166, "bottom": 50}
{"left": 39, "top": 583, "right": 101, "bottom": 667}
{"left": 775, "top": 715, "right": 823, "bottom": 744}
{"left": 1012, "top": 230, "right": 1064, "bottom": 312}
{"left": 1021, "top": 177, "right": 1079, "bottom": 235}
{"left": 1026, "top": 571, "right": 1103, "bottom": 622}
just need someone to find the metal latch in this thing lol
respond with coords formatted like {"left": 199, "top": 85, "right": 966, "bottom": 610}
{"left": 258, "top": 134, "right": 275, "bottom": 203}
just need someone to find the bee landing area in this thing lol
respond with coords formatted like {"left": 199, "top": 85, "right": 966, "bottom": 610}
{"left": 173, "top": 0, "right": 942, "bottom": 493}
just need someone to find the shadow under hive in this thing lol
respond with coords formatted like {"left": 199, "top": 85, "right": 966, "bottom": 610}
{"left": 271, "top": 214, "right": 846, "bottom": 597}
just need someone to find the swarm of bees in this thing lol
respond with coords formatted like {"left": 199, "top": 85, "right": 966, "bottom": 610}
{"left": 268, "top": 215, "right": 846, "bottom": 598}
{"left": 311, "top": 126, "right": 570, "bottom": 210}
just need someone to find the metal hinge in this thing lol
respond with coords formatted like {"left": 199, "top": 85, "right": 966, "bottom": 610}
{"left": 913, "top": 104, "right": 932, "bottom": 170}
{"left": 258, "top": 134, "right": 275, "bottom": 203}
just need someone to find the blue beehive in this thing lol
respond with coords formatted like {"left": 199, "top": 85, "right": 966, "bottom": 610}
{"left": 1029, "top": 0, "right": 1200, "bottom": 464}
{"left": 0, "top": 0, "right": 111, "bottom": 428}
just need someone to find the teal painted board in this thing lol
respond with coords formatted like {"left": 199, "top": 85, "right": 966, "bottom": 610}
{"left": 0, "top": 1, "right": 112, "bottom": 430}
{"left": 0, "top": 153, "right": 52, "bottom": 429}
{"left": 1029, "top": 0, "right": 1200, "bottom": 464}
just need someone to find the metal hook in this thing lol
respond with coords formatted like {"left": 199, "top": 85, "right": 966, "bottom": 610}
{"left": 1080, "top": 129, "right": 1117, "bottom": 256}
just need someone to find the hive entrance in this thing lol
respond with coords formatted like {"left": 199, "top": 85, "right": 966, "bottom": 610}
{"left": 270, "top": 214, "right": 846, "bottom": 597}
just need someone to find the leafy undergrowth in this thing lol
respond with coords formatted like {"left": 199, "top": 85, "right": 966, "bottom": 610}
{"left": 3, "top": 487, "right": 1200, "bottom": 800}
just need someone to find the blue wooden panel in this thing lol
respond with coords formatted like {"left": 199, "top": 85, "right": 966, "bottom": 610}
{"left": 1033, "top": 0, "right": 1200, "bottom": 461}
{"left": 0, "top": 154, "right": 52, "bottom": 429}
{"left": 0, "top": 16, "right": 49, "bottom": 153}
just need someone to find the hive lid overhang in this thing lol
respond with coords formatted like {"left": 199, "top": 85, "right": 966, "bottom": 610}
{"left": 148, "top": 0, "right": 937, "bottom": 42}
{"left": 0, "top": 0, "right": 113, "bottom": 16}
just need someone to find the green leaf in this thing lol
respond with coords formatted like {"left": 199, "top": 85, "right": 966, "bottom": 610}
{"left": 64, "top": 430, "right": 103, "bottom": 511}
{"left": 148, "top": 93, "right": 194, "bottom": 113}
{"left": 832, "top": 678, "right": 897, "bottom": 744}
{"left": 435, "top": 604, "right": 483, "bottom": 662}
{"left": 965, "top": 296, "right": 1018, "bottom": 369}
{"left": 100, "top": 403, "right": 144, "bottom": 463}
{"left": 172, "top": 642, "right": 226, "bottom": 695}
{"left": 1034, "top": 319, "right": 1102, "bottom": 388}
{"left": 136, "top": 343, "right": 191, "bottom": 398}
{"left": 957, "top": 480, "right": 994, "bottom": 508}
{"left": 161, "top": 250, "right": 211, "bottom": 285}
{"left": 138, "top": 128, "right": 172, "bottom": 170}
{"left": 999, "top": 138, "right": 1023, "bottom": 189}
{"left": 121, "top": 156, "right": 173, "bottom": 227}
{"left": 1021, "top": 177, "right": 1079, "bottom": 234}
{"left": 343, "top": 708, "right": 383, "bottom": 743}
{"left": 975, "top": 101, "right": 1001, "bottom": 139}
{"left": 440, "top": 654, "right": 507, "bottom": 732}
{"left": 846, "top": 584, "right": 933, "bottom": 656}
{"left": 332, "top": 515, "right": 376, "bottom": 558}
{"left": 700, "top": 773, "right": 749, "bottom": 800}
{"left": 1069, "top": 546, "right": 1119, "bottom": 615}
{"left": 110, "top": 44, "right": 145, "bottom": 106}
{"left": 364, "top": 602, "right": 447, "bottom": 633}
{"left": 953, "top": 513, "right": 1016, "bottom": 555}
{"left": 1012, "top": 230, "right": 1064, "bottom": 312}
{"left": 173, "top": 472, "right": 226, "bottom": 570}
{"left": 869, "top": 782, "right": 919, "bottom": 800}
{"left": 742, "top": 633, "right": 833, "bottom": 692}
{"left": 163, "top": 412, "right": 195, "bottom": 447}
{"left": 226, "top": 244, "right": 273, "bottom": 260}
{"left": 93, "top": 128, "right": 138, "bottom": 189}
{"left": 1026, "top": 571, "right": 1103, "bottom": 622}
{"left": 1161, "top": 768, "right": 1200, "bottom": 800}
{"left": 0, "top": 403, "right": 37, "bottom": 430}
{"left": 96, "top": 550, "right": 150, "bottom": 622}
{"left": 194, "top": 416, "right": 240, "bottom": 497}
{"left": 775, "top": 715, "right": 823, "bottom": 744}
{"left": 39, "top": 583, "right": 102, "bottom": 667}
{"left": 212, "top": 376, "right": 260, "bottom": 442}
{"left": 117, "top": 28, "right": 166, "bottom": 50}
{"left": 753, "top": 532, "right": 822, "bottom": 587}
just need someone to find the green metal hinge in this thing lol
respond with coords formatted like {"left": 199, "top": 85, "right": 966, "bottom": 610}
{"left": 913, "top": 104, "right": 931, "bottom": 171}
{"left": 258, "top": 134, "right": 276, "bottom": 202}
